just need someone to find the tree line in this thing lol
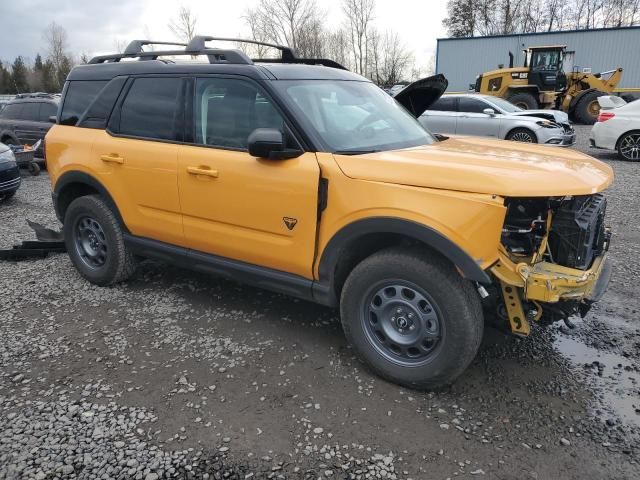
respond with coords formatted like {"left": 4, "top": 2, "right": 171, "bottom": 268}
{"left": 444, "top": 0, "right": 640, "bottom": 37}
{"left": 169, "top": 0, "right": 420, "bottom": 86}
{"left": 0, "top": 22, "right": 77, "bottom": 94}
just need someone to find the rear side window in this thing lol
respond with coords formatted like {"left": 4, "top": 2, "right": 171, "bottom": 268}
{"left": 0, "top": 103, "right": 24, "bottom": 119}
{"left": 430, "top": 97, "right": 457, "bottom": 112}
{"left": 458, "top": 97, "right": 488, "bottom": 114}
{"left": 39, "top": 102, "right": 58, "bottom": 122}
{"left": 20, "top": 103, "right": 40, "bottom": 121}
{"left": 118, "top": 77, "right": 182, "bottom": 141}
{"left": 60, "top": 81, "right": 108, "bottom": 125}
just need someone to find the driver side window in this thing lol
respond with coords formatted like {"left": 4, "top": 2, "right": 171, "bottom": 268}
{"left": 194, "top": 78, "right": 298, "bottom": 150}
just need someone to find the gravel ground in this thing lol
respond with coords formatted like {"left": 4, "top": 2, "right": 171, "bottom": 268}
{"left": 0, "top": 126, "right": 639, "bottom": 479}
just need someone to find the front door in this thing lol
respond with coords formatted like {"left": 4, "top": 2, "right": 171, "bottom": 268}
{"left": 92, "top": 76, "right": 185, "bottom": 246}
{"left": 178, "top": 77, "right": 320, "bottom": 278}
{"left": 456, "top": 97, "right": 501, "bottom": 138}
{"left": 419, "top": 96, "right": 458, "bottom": 135}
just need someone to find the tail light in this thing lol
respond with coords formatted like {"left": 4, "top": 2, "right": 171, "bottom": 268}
{"left": 597, "top": 112, "right": 615, "bottom": 122}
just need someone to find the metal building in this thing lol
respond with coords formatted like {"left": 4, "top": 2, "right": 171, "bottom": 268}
{"left": 436, "top": 26, "right": 640, "bottom": 94}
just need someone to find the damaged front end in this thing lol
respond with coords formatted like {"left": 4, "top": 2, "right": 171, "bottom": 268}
{"left": 489, "top": 194, "right": 612, "bottom": 335}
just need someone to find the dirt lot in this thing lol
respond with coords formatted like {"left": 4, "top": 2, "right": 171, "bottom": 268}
{"left": 1, "top": 126, "right": 639, "bottom": 480}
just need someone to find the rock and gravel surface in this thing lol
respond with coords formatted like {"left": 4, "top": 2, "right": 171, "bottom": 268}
{"left": 0, "top": 126, "right": 638, "bottom": 479}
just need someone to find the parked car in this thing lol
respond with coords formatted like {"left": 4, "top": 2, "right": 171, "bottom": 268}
{"left": 418, "top": 93, "right": 575, "bottom": 146}
{"left": 0, "top": 93, "right": 59, "bottom": 158}
{"left": 590, "top": 96, "right": 640, "bottom": 161}
{"left": 0, "top": 142, "right": 21, "bottom": 202}
{"left": 46, "top": 40, "right": 612, "bottom": 389}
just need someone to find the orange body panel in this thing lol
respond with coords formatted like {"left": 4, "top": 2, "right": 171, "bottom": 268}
{"left": 47, "top": 125, "right": 614, "bottom": 288}
{"left": 177, "top": 145, "right": 320, "bottom": 277}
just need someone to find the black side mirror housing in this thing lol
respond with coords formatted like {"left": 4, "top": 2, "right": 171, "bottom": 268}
{"left": 248, "top": 128, "right": 302, "bottom": 160}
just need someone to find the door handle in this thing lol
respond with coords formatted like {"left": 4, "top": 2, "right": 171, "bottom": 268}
{"left": 187, "top": 166, "right": 219, "bottom": 178}
{"left": 100, "top": 153, "right": 124, "bottom": 164}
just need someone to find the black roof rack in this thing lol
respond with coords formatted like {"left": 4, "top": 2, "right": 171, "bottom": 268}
{"left": 88, "top": 35, "right": 347, "bottom": 70}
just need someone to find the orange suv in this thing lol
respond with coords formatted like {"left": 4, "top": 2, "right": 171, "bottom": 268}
{"left": 45, "top": 37, "right": 613, "bottom": 388}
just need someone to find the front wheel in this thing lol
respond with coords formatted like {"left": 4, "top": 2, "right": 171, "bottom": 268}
{"left": 340, "top": 247, "right": 484, "bottom": 389}
{"left": 64, "top": 195, "right": 137, "bottom": 286}
{"left": 506, "top": 128, "right": 537, "bottom": 143}
{"left": 617, "top": 131, "right": 640, "bottom": 161}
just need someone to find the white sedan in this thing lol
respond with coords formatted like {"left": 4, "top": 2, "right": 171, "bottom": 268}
{"left": 590, "top": 96, "right": 640, "bottom": 161}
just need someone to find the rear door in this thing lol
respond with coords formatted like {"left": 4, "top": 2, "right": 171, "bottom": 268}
{"left": 91, "top": 76, "right": 185, "bottom": 246}
{"left": 456, "top": 97, "right": 501, "bottom": 137}
{"left": 418, "top": 96, "right": 458, "bottom": 134}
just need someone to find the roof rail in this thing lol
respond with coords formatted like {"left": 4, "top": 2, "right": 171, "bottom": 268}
{"left": 88, "top": 35, "right": 346, "bottom": 70}
{"left": 124, "top": 40, "right": 188, "bottom": 55}
{"left": 186, "top": 35, "right": 298, "bottom": 61}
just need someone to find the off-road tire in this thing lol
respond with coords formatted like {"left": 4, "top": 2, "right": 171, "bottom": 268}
{"left": 617, "top": 130, "right": 640, "bottom": 161}
{"left": 506, "top": 92, "right": 538, "bottom": 110}
{"left": 340, "top": 247, "right": 484, "bottom": 390}
{"left": 64, "top": 195, "right": 136, "bottom": 286}
{"left": 506, "top": 127, "right": 537, "bottom": 143}
{"left": 573, "top": 90, "right": 606, "bottom": 125}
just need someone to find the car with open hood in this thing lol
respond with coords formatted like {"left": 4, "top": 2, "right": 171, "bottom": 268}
{"left": 45, "top": 39, "right": 613, "bottom": 389}
{"left": 416, "top": 91, "right": 575, "bottom": 146}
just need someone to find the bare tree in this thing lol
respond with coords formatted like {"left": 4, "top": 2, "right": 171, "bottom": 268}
{"left": 168, "top": 6, "right": 198, "bottom": 44}
{"left": 43, "top": 22, "right": 68, "bottom": 73}
{"left": 243, "top": 0, "right": 324, "bottom": 57}
{"left": 343, "top": 0, "right": 375, "bottom": 75}
{"left": 323, "top": 29, "right": 351, "bottom": 68}
{"left": 368, "top": 30, "right": 413, "bottom": 85}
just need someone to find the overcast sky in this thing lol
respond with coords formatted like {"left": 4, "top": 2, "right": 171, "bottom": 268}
{"left": 0, "top": 0, "right": 448, "bottom": 73}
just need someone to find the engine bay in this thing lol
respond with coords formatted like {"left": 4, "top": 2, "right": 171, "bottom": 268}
{"left": 501, "top": 194, "right": 609, "bottom": 270}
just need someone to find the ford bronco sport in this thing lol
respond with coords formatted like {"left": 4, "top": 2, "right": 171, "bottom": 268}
{"left": 45, "top": 37, "right": 613, "bottom": 389}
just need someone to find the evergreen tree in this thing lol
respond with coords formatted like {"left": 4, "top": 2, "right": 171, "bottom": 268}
{"left": 41, "top": 60, "right": 57, "bottom": 93}
{"left": 11, "top": 56, "right": 29, "bottom": 93}
{"left": 55, "top": 55, "right": 73, "bottom": 92}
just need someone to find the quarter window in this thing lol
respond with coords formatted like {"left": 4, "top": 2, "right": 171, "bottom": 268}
{"left": 60, "top": 81, "right": 108, "bottom": 125}
{"left": 119, "top": 77, "right": 182, "bottom": 141}
{"left": 194, "top": 78, "right": 293, "bottom": 149}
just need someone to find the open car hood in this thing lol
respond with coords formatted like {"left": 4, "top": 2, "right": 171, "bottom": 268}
{"left": 393, "top": 74, "right": 448, "bottom": 118}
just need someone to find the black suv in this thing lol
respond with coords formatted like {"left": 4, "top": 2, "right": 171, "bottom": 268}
{"left": 0, "top": 93, "right": 59, "bottom": 157}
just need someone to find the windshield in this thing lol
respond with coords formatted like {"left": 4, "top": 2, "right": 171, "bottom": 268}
{"left": 272, "top": 80, "right": 435, "bottom": 153}
{"left": 486, "top": 96, "right": 524, "bottom": 113}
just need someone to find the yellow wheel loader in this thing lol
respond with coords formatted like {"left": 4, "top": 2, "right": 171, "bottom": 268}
{"left": 473, "top": 45, "right": 623, "bottom": 124}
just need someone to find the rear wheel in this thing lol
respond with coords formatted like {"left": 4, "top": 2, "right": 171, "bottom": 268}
{"left": 506, "top": 128, "right": 537, "bottom": 143}
{"left": 617, "top": 131, "right": 640, "bottom": 161}
{"left": 27, "top": 162, "right": 40, "bottom": 176}
{"left": 64, "top": 195, "right": 136, "bottom": 286}
{"left": 573, "top": 90, "right": 606, "bottom": 125}
{"left": 506, "top": 92, "right": 538, "bottom": 110}
{"left": 340, "top": 247, "right": 484, "bottom": 389}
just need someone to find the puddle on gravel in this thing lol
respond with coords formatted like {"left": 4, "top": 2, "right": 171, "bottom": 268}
{"left": 554, "top": 334, "right": 640, "bottom": 427}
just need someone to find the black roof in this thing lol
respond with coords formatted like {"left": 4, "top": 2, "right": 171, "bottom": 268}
{"left": 67, "top": 60, "right": 366, "bottom": 82}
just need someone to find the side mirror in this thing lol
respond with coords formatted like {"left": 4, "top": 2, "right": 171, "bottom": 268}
{"left": 248, "top": 128, "right": 302, "bottom": 160}
{"left": 48, "top": 115, "right": 57, "bottom": 123}
{"left": 483, "top": 108, "right": 496, "bottom": 116}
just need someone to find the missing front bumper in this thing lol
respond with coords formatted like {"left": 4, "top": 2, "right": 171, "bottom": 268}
{"left": 491, "top": 251, "right": 612, "bottom": 335}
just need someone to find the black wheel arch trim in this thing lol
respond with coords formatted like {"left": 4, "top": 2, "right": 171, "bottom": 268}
{"left": 314, "top": 217, "right": 492, "bottom": 306}
{"left": 53, "top": 171, "right": 127, "bottom": 230}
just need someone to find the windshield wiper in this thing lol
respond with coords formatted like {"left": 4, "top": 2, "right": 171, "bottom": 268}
{"left": 333, "top": 149, "right": 381, "bottom": 155}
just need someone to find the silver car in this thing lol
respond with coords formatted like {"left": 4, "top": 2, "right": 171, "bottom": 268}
{"left": 419, "top": 94, "right": 576, "bottom": 146}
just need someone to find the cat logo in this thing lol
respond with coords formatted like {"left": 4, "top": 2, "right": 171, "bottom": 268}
{"left": 283, "top": 217, "right": 298, "bottom": 230}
